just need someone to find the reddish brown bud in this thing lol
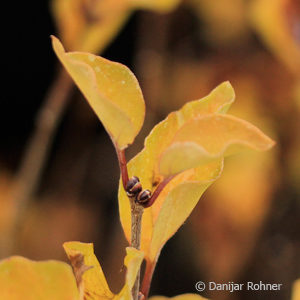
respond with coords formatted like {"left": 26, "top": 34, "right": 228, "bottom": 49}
{"left": 136, "top": 189, "right": 152, "bottom": 205}
{"left": 126, "top": 176, "right": 142, "bottom": 197}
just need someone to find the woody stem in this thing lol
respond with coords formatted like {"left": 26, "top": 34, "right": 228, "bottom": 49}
{"left": 116, "top": 150, "right": 176, "bottom": 300}
{"left": 115, "top": 148, "right": 143, "bottom": 300}
{"left": 131, "top": 200, "right": 144, "bottom": 300}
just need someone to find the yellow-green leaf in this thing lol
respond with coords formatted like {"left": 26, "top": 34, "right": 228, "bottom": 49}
{"left": 159, "top": 114, "right": 275, "bottom": 176}
{"left": 0, "top": 256, "right": 79, "bottom": 300}
{"left": 149, "top": 159, "right": 223, "bottom": 262}
{"left": 64, "top": 242, "right": 144, "bottom": 300}
{"left": 140, "top": 81, "right": 235, "bottom": 180}
{"left": 150, "top": 294, "right": 208, "bottom": 300}
{"left": 292, "top": 279, "right": 300, "bottom": 300}
{"left": 52, "top": 36, "right": 145, "bottom": 150}
{"left": 64, "top": 242, "right": 114, "bottom": 300}
{"left": 118, "top": 82, "right": 235, "bottom": 260}
{"left": 118, "top": 81, "right": 274, "bottom": 267}
{"left": 117, "top": 247, "right": 145, "bottom": 300}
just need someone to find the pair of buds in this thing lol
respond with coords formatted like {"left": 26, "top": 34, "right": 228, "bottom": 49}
{"left": 125, "top": 176, "right": 151, "bottom": 206}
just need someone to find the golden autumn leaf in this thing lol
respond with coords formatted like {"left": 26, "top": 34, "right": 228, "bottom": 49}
{"left": 249, "top": 0, "right": 300, "bottom": 75}
{"left": 292, "top": 279, "right": 300, "bottom": 300}
{"left": 150, "top": 294, "right": 208, "bottom": 300}
{"left": 117, "top": 83, "right": 230, "bottom": 262}
{"left": 64, "top": 241, "right": 144, "bottom": 300}
{"left": 52, "top": 36, "right": 145, "bottom": 150}
{"left": 51, "top": 0, "right": 131, "bottom": 53}
{"left": 118, "top": 82, "right": 275, "bottom": 268}
{"left": 188, "top": 0, "right": 248, "bottom": 45}
{"left": 118, "top": 247, "right": 145, "bottom": 299}
{"left": 63, "top": 242, "right": 114, "bottom": 300}
{"left": 159, "top": 114, "right": 274, "bottom": 176}
{"left": 0, "top": 256, "right": 79, "bottom": 300}
{"left": 148, "top": 159, "right": 223, "bottom": 263}
{"left": 119, "top": 82, "right": 233, "bottom": 256}
{"left": 51, "top": 0, "right": 180, "bottom": 53}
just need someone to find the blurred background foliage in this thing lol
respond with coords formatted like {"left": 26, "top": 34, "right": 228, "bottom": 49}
{"left": 0, "top": 0, "right": 299, "bottom": 299}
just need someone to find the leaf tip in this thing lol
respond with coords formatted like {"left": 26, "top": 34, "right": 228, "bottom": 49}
{"left": 63, "top": 241, "right": 94, "bottom": 255}
{"left": 262, "top": 140, "right": 276, "bottom": 154}
{"left": 218, "top": 80, "right": 235, "bottom": 105}
{"left": 51, "top": 35, "right": 66, "bottom": 58}
{"left": 224, "top": 80, "right": 235, "bottom": 93}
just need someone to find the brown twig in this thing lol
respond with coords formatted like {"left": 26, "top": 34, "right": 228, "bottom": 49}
{"left": 116, "top": 148, "right": 129, "bottom": 190}
{"left": 115, "top": 147, "right": 141, "bottom": 300}
{"left": 116, "top": 150, "right": 177, "bottom": 299}
{"left": 130, "top": 200, "right": 144, "bottom": 300}
{"left": 6, "top": 67, "right": 73, "bottom": 255}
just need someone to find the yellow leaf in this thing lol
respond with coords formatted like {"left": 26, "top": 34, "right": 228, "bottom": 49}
{"left": 149, "top": 159, "right": 223, "bottom": 263}
{"left": 249, "top": 0, "right": 300, "bottom": 75}
{"left": 64, "top": 242, "right": 144, "bottom": 300}
{"left": 118, "top": 82, "right": 234, "bottom": 259}
{"left": 159, "top": 114, "right": 275, "bottom": 176}
{"left": 117, "top": 247, "right": 145, "bottom": 300}
{"left": 52, "top": 36, "right": 145, "bottom": 150}
{"left": 64, "top": 242, "right": 114, "bottom": 300}
{"left": 118, "top": 82, "right": 274, "bottom": 267}
{"left": 51, "top": 0, "right": 180, "bottom": 53}
{"left": 190, "top": 0, "right": 248, "bottom": 45}
{"left": 0, "top": 256, "right": 79, "bottom": 300}
{"left": 150, "top": 294, "right": 208, "bottom": 300}
{"left": 51, "top": 0, "right": 131, "bottom": 53}
{"left": 292, "top": 279, "right": 300, "bottom": 300}
{"left": 141, "top": 81, "right": 235, "bottom": 179}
